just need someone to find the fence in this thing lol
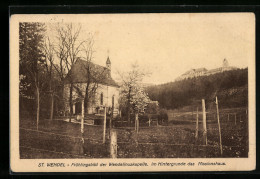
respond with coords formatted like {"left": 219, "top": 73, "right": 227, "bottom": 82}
{"left": 20, "top": 118, "right": 247, "bottom": 159}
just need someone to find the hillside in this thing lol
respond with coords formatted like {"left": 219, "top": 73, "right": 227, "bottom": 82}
{"left": 145, "top": 68, "right": 248, "bottom": 110}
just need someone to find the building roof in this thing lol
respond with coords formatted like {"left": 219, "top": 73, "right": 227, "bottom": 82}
{"left": 182, "top": 68, "right": 208, "bottom": 76}
{"left": 206, "top": 67, "right": 222, "bottom": 74}
{"left": 64, "top": 58, "right": 119, "bottom": 87}
{"left": 206, "top": 66, "right": 238, "bottom": 75}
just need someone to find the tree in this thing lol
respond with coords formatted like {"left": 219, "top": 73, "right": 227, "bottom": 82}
{"left": 130, "top": 87, "right": 151, "bottom": 113}
{"left": 145, "top": 102, "right": 159, "bottom": 114}
{"left": 81, "top": 35, "right": 102, "bottom": 115}
{"left": 42, "top": 37, "right": 58, "bottom": 120}
{"left": 145, "top": 68, "right": 248, "bottom": 110}
{"left": 50, "top": 23, "right": 87, "bottom": 122}
{"left": 49, "top": 23, "right": 105, "bottom": 121}
{"left": 19, "top": 22, "right": 46, "bottom": 130}
{"left": 119, "top": 63, "right": 151, "bottom": 124}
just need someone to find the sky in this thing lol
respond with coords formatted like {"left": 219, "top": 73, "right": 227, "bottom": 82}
{"left": 44, "top": 13, "right": 254, "bottom": 84}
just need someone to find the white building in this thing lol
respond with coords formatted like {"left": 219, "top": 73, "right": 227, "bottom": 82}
{"left": 175, "top": 59, "right": 238, "bottom": 81}
{"left": 64, "top": 57, "right": 120, "bottom": 116}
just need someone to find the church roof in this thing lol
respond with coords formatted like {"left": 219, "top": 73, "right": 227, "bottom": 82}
{"left": 64, "top": 58, "right": 119, "bottom": 87}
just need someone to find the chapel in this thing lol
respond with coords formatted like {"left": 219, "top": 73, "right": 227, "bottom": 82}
{"left": 64, "top": 57, "right": 120, "bottom": 116}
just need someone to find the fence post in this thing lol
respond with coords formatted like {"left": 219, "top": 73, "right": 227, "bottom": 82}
{"left": 103, "top": 106, "right": 107, "bottom": 144}
{"left": 216, "top": 96, "right": 223, "bottom": 156}
{"left": 110, "top": 129, "right": 117, "bottom": 158}
{"left": 81, "top": 100, "right": 85, "bottom": 135}
{"left": 135, "top": 113, "right": 137, "bottom": 131}
{"left": 149, "top": 117, "right": 151, "bottom": 127}
{"left": 135, "top": 113, "right": 139, "bottom": 133}
{"left": 137, "top": 116, "right": 140, "bottom": 133}
{"left": 81, "top": 116, "right": 84, "bottom": 137}
{"left": 202, "top": 99, "right": 207, "bottom": 145}
{"left": 195, "top": 107, "right": 199, "bottom": 141}
{"left": 80, "top": 100, "right": 85, "bottom": 155}
{"left": 108, "top": 108, "right": 114, "bottom": 140}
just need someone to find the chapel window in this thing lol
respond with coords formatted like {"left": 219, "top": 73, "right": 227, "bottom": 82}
{"left": 100, "top": 93, "right": 103, "bottom": 105}
{"left": 112, "top": 95, "right": 115, "bottom": 108}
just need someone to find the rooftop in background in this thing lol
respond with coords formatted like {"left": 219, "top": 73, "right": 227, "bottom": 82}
{"left": 175, "top": 59, "right": 238, "bottom": 81}
{"left": 182, "top": 68, "right": 208, "bottom": 76}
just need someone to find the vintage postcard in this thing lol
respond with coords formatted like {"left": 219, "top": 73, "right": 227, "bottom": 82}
{"left": 10, "top": 13, "right": 256, "bottom": 172}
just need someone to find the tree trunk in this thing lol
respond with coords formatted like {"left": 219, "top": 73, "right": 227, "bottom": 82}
{"left": 60, "top": 81, "right": 65, "bottom": 117}
{"left": 127, "top": 106, "right": 130, "bottom": 125}
{"left": 84, "top": 72, "right": 90, "bottom": 116}
{"left": 69, "top": 83, "right": 73, "bottom": 122}
{"left": 136, "top": 113, "right": 139, "bottom": 133}
{"left": 50, "top": 93, "right": 54, "bottom": 120}
{"left": 127, "top": 88, "right": 131, "bottom": 125}
{"left": 36, "top": 87, "right": 40, "bottom": 131}
{"left": 84, "top": 90, "right": 89, "bottom": 116}
{"left": 49, "top": 64, "right": 54, "bottom": 121}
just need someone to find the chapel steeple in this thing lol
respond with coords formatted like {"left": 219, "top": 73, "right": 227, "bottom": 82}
{"left": 106, "top": 56, "right": 111, "bottom": 70}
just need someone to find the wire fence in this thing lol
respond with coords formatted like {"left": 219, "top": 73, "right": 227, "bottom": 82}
{"left": 20, "top": 122, "right": 247, "bottom": 159}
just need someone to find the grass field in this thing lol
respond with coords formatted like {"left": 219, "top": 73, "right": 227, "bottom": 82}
{"left": 20, "top": 108, "right": 248, "bottom": 158}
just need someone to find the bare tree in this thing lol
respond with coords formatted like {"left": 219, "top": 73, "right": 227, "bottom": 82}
{"left": 69, "top": 34, "right": 107, "bottom": 116}
{"left": 81, "top": 36, "right": 106, "bottom": 115}
{"left": 49, "top": 23, "right": 103, "bottom": 122}
{"left": 43, "top": 37, "right": 56, "bottom": 120}
{"left": 49, "top": 24, "right": 70, "bottom": 116}
{"left": 50, "top": 23, "right": 87, "bottom": 122}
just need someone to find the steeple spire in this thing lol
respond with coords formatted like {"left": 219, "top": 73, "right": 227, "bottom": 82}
{"left": 106, "top": 56, "right": 111, "bottom": 70}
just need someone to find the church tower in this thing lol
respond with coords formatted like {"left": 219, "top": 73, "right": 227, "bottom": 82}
{"left": 106, "top": 56, "right": 111, "bottom": 71}
{"left": 222, "top": 58, "right": 229, "bottom": 72}
{"left": 223, "top": 58, "right": 229, "bottom": 68}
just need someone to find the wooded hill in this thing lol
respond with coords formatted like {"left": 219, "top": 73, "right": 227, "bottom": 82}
{"left": 145, "top": 68, "right": 248, "bottom": 110}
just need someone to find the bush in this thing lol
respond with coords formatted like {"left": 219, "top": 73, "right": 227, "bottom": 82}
{"left": 158, "top": 109, "right": 168, "bottom": 124}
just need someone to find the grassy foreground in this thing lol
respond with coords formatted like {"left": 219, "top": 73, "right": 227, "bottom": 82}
{"left": 19, "top": 113, "right": 248, "bottom": 158}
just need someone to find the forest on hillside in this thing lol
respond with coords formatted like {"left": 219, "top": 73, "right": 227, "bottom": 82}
{"left": 145, "top": 68, "right": 248, "bottom": 110}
